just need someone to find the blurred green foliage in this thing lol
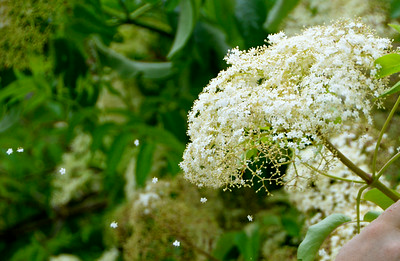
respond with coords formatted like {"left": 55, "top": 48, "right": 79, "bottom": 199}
{"left": 0, "top": 0, "right": 305, "bottom": 260}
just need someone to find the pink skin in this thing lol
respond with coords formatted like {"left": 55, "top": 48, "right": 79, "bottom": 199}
{"left": 336, "top": 200, "right": 400, "bottom": 261}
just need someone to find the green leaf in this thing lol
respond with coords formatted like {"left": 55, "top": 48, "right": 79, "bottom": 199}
{"left": 135, "top": 142, "right": 156, "bottom": 188}
{"left": 363, "top": 188, "right": 395, "bottom": 210}
{"left": 0, "top": 78, "right": 36, "bottom": 103}
{"left": 235, "top": 0, "right": 267, "bottom": 48}
{"left": 246, "top": 148, "right": 258, "bottom": 159}
{"left": 390, "top": 1, "right": 400, "bottom": 19}
{"left": 264, "top": 0, "right": 300, "bottom": 33}
{"left": 203, "top": 0, "right": 244, "bottom": 47}
{"left": 165, "top": 0, "right": 180, "bottom": 11}
{"left": 53, "top": 38, "right": 88, "bottom": 90}
{"left": 94, "top": 37, "right": 175, "bottom": 79}
{"left": 165, "top": 152, "right": 182, "bottom": 175}
{"left": 167, "top": 0, "right": 196, "bottom": 58}
{"left": 281, "top": 216, "right": 301, "bottom": 237}
{"left": 64, "top": 1, "right": 117, "bottom": 49}
{"left": 297, "top": 214, "right": 351, "bottom": 261}
{"left": 261, "top": 214, "right": 281, "bottom": 226}
{"left": 213, "top": 232, "right": 238, "bottom": 259}
{"left": 135, "top": 124, "right": 185, "bottom": 152}
{"left": 105, "top": 133, "right": 132, "bottom": 176}
{"left": 375, "top": 53, "right": 400, "bottom": 78}
{"left": 234, "top": 224, "right": 261, "bottom": 261}
{"left": 379, "top": 80, "right": 400, "bottom": 98}
{"left": 0, "top": 105, "right": 22, "bottom": 133}
{"left": 363, "top": 210, "right": 382, "bottom": 222}
{"left": 91, "top": 123, "right": 115, "bottom": 152}
{"left": 389, "top": 23, "right": 400, "bottom": 33}
{"left": 160, "top": 110, "right": 186, "bottom": 143}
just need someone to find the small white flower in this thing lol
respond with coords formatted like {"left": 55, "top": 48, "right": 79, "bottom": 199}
{"left": 6, "top": 148, "right": 13, "bottom": 155}
{"left": 17, "top": 147, "right": 24, "bottom": 153}
{"left": 319, "top": 249, "right": 327, "bottom": 257}
{"left": 172, "top": 240, "right": 180, "bottom": 247}
{"left": 59, "top": 168, "right": 66, "bottom": 175}
{"left": 200, "top": 197, "right": 207, "bottom": 203}
{"left": 152, "top": 177, "right": 158, "bottom": 184}
{"left": 110, "top": 221, "right": 118, "bottom": 228}
{"left": 247, "top": 215, "right": 253, "bottom": 222}
{"left": 134, "top": 139, "right": 140, "bottom": 146}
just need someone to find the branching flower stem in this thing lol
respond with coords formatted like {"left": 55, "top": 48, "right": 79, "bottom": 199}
{"left": 356, "top": 185, "right": 369, "bottom": 233}
{"left": 302, "top": 163, "right": 364, "bottom": 184}
{"left": 372, "top": 95, "right": 400, "bottom": 177}
{"left": 376, "top": 151, "right": 400, "bottom": 179}
{"left": 320, "top": 134, "right": 400, "bottom": 202}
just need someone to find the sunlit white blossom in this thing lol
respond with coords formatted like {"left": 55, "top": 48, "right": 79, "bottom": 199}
{"left": 59, "top": 168, "right": 66, "bottom": 175}
{"left": 200, "top": 197, "right": 207, "bottom": 203}
{"left": 6, "top": 148, "right": 12, "bottom": 155}
{"left": 137, "top": 192, "right": 159, "bottom": 207}
{"left": 17, "top": 147, "right": 23, "bottom": 152}
{"left": 247, "top": 215, "right": 253, "bottom": 222}
{"left": 319, "top": 249, "right": 328, "bottom": 258}
{"left": 152, "top": 177, "right": 158, "bottom": 184}
{"left": 180, "top": 20, "right": 391, "bottom": 192}
{"left": 110, "top": 221, "right": 118, "bottom": 228}
{"left": 134, "top": 139, "right": 140, "bottom": 146}
{"left": 172, "top": 240, "right": 180, "bottom": 247}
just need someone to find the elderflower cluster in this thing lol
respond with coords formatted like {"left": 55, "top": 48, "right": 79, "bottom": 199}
{"left": 119, "top": 177, "right": 221, "bottom": 261}
{"left": 180, "top": 20, "right": 391, "bottom": 191}
{"left": 283, "top": 0, "right": 393, "bottom": 37}
{"left": 285, "top": 131, "right": 389, "bottom": 260}
{"left": 51, "top": 132, "right": 105, "bottom": 206}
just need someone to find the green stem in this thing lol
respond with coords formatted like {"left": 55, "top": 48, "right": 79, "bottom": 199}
{"left": 102, "top": 4, "right": 172, "bottom": 37}
{"left": 322, "top": 137, "right": 371, "bottom": 181}
{"left": 376, "top": 151, "right": 400, "bottom": 179}
{"left": 321, "top": 136, "right": 400, "bottom": 202}
{"left": 123, "top": 19, "right": 173, "bottom": 37}
{"left": 356, "top": 185, "right": 369, "bottom": 233}
{"left": 128, "top": 3, "right": 153, "bottom": 20}
{"left": 372, "top": 95, "right": 400, "bottom": 176}
{"left": 303, "top": 163, "right": 364, "bottom": 183}
{"left": 118, "top": 0, "right": 130, "bottom": 17}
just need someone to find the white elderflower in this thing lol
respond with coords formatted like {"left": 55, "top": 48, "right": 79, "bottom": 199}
{"left": 200, "top": 197, "right": 207, "bottom": 203}
{"left": 59, "top": 167, "right": 66, "bottom": 175}
{"left": 285, "top": 131, "right": 388, "bottom": 260}
{"left": 247, "top": 215, "right": 253, "bottom": 222}
{"left": 180, "top": 20, "right": 391, "bottom": 192}
{"left": 6, "top": 148, "right": 12, "bottom": 155}
{"left": 110, "top": 221, "right": 118, "bottom": 228}
{"left": 282, "top": 0, "right": 393, "bottom": 37}
{"left": 152, "top": 177, "right": 158, "bottom": 184}
{"left": 172, "top": 240, "right": 180, "bottom": 247}
{"left": 134, "top": 139, "right": 139, "bottom": 146}
{"left": 137, "top": 192, "right": 159, "bottom": 207}
{"left": 319, "top": 249, "right": 328, "bottom": 258}
{"left": 16, "top": 147, "right": 23, "bottom": 152}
